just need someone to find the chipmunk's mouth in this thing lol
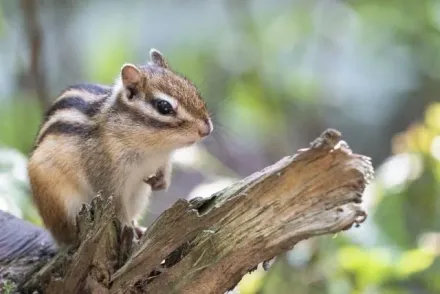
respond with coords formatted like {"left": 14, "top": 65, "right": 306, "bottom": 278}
{"left": 179, "top": 133, "right": 206, "bottom": 147}
{"left": 184, "top": 140, "right": 197, "bottom": 147}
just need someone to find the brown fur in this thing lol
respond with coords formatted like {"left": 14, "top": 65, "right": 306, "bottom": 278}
{"left": 28, "top": 49, "right": 212, "bottom": 245}
{"left": 28, "top": 137, "right": 86, "bottom": 244}
{"left": 140, "top": 66, "right": 207, "bottom": 118}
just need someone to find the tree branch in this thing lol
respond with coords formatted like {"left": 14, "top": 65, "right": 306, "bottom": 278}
{"left": 20, "top": 0, "right": 49, "bottom": 110}
{"left": 1, "top": 129, "right": 373, "bottom": 294}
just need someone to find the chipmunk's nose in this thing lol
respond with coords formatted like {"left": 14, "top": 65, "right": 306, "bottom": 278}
{"left": 198, "top": 119, "right": 213, "bottom": 137}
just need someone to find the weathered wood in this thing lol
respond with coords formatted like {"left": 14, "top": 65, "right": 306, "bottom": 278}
{"left": 0, "top": 129, "right": 373, "bottom": 294}
{"left": 0, "top": 210, "right": 57, "bottom": 292}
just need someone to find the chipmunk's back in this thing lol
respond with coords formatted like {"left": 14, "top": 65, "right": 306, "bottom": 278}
{"left": 34, "top": 83, "right": 111, "bottom": 149}
{"left": 29, "top": 83, "right": 112, "bottom": 244}
{"left": 28, "top": 49, "right": 213, "bottom": 245}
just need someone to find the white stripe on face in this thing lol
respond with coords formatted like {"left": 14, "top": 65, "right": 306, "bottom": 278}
{"left": 152, "top": 91, "right": 178, "bottom": 109}
{"left": 152, "top": 91, "right": 195, "bottom": 122}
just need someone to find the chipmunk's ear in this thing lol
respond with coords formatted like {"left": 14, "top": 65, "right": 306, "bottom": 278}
{"left": 149, "top": 48, "right": 169, "bottom": 68}
{"left": 121, "top": 63, "right": 141, "bottom": 87}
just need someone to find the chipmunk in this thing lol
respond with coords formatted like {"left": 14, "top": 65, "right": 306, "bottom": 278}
{"left": 28, "top": 49, "right": 213, "bottom": 245}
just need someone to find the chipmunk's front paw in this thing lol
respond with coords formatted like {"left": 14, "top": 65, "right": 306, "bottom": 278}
{"left": 134, "top": 226, "right": 147, "bottom": 239}
{"left": 145, "top": 172, "right": 168, "bottom": 191}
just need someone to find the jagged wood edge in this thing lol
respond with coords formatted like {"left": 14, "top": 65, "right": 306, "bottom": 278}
{"left": 21, "top": 194, "right": 132, "bottom": 294}
{"left": 17, "top": 128, "right": 373, "bottom": 294}
{"left": 110, "top": 129, "right": 373, "bottom": 293}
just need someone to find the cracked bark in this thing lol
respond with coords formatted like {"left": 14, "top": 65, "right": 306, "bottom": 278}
{"left": 0, "top": 129, "right": 373, "bottom": 294}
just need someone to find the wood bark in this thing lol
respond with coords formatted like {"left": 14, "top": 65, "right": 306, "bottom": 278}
{"left": 0, "top": 129, "right": 373, "bottom": 294}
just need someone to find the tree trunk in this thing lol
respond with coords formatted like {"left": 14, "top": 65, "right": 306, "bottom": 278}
{"left": 0, "top": 129, "right": 373, "bottom": 294}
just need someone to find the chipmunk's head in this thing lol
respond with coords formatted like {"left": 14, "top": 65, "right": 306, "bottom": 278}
{"left": 111, "top": 49, "right": 213, "bottom": 151}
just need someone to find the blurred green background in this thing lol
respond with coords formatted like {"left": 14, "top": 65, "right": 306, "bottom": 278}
{"left": 1, "top": 0, "right": 440, "bottom": 293}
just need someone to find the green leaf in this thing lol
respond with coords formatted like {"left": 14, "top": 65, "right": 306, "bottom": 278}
{"left": 396, "top": 249, "right": 435, "bottom": 277}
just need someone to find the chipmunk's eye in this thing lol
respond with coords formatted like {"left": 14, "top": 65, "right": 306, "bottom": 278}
{"left": 154, "top": 99, "right": 174, "bottom": 115}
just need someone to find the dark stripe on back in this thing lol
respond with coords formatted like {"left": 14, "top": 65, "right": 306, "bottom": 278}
{"left": 65, "top": 83, "right": 111, "bottom": 95}
{"left": 44, "top": 96, "right": 106, "bottom": 122}
{"left": 36, "top": 122, "right": 97, "bottom": 146}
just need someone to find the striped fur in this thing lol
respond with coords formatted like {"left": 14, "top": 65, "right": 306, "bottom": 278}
{"left": 28, "top": 49, "right": 213, "bottom": 245}
{"left": 32, "top": 84, "right": 108, "bottom": 152}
